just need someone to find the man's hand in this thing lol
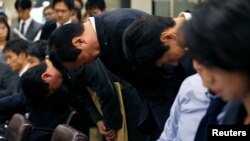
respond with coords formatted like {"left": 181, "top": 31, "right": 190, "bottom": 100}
{"left": 105, "top": 129, "right": 117, "bottom": 141}
{"left": 96, "top": 120, "right": 118, "bottom": 141}
{"left": 96, "top": 120, "right": 109, "bottom": 136}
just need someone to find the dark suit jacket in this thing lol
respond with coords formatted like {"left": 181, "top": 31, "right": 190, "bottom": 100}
{"left": 0, "top": 62, "right": 19, "bottom": 98}
{"left": 12, "top": 19, "right": 42, "bottom": 41}
{"left": 94, "top": 8, "right": 149, "bottom": 85}
{"left": 94, "top": 9, "right": 195, "bottom": 136}
{"left": 68, "top": 59, "right": 123, "bottom": 130}
{"left": 39, "top": 20, "right": 57, "bottom": 40}
{"left": 68, "top": 59, "right": 146, "bottom": 140}
{"left": 221, "top": 101, "right": 246, "bottom": 124}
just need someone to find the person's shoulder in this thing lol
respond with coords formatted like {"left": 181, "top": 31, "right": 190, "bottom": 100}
{"left": 99, "top": 8, "right": 149, "bottom": 16}
{"left": 182, "top": 73, "right": 202, "bottom": 87}
{"left": 32, "top": 19, "right": 42, "bottom": 25}
{"left": 178, "top": 73, "right": 207, "bottom": 98}
{"left": 31, "top": 19, "right": 43, "bottom": 29}
{"left": 43, "top": 20, "right": 57, "bottom": 27}
{"left": 0, "top": 62, "right": 8, "bottom": 74}
{"left": 119, "top": 8, "right": 150, "bottom": 15}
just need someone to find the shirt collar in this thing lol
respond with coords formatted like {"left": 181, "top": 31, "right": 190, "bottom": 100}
{"left": 56, "top": 20, "right": 72, "bottom": 28}
{"left": 205, "top": 90, "right": 218, "bottom": 99}
{"left": 20, "top": 17, "right": 32, "bottom": 34}
{"left": 88, "top": 17, "right": 96, "bottom": 32}
{"left": 19, "top": 64, "right": 30, "bottom": 76}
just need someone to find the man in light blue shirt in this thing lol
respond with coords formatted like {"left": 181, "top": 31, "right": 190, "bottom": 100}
{"left": 157, "top": 74, "right": 210, "bottom": 141}
{"left": 157, "top": 72, "right": 227, "bottom": 141}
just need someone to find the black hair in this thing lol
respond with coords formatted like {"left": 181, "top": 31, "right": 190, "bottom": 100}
{"left": 0, "top": 12, "right": 8, "bottom": 21}
{"left": 3, "top": 38, "right": 29, "bottom": 55}
{"left": 43, "top": 5, "right": 53, "bottom": 14}
{"left": 123, "top": 15, "right": 175, "bottom": 70}
{"left": 0, "top": 16, "right": 10, "bottom": 41}
{"left": 14, "top": 0, "right": 32, "bottom": 10}
{"left": 26, "top": 40, "right": 47, "bottom": 61}
{"left": 183, "top": 0, "right": 250, "bottom": 76}
{"left": 48, "top": 22, "right": 84, "bottom": 62}
{"left": 52, "top": 0, "right": 74, "bottom": 10}
{"left": 20, "top": 62, "right": 50, "bottom": 102}
{"left": 85, "top": 0, "right": 106, "bottom": 11}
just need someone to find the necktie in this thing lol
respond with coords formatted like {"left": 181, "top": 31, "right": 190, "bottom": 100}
{"left": 194, "top": 97, "right": 226, "bottom": 141}
{"left": 20, "top": 22, "right": 25, "bottom": 35}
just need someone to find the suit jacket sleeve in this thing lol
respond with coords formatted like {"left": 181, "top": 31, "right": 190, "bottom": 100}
{"left": 0, "top": 64, "right": 19, "bottom": 98}
{"left": 0, "top": 94, "right": 29, "bottom": 118}
{"left": 77, "top": 59, "right": 122, "bottom": 130}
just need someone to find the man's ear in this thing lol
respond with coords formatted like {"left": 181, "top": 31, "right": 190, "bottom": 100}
{"left": 41, "top": 72, "right": 52, "bottom": 83}
{"left": 192, "top": 60, "right": 203, "bottom": 74}
{"left": 72, "top": 36, "right": 82, "bottom": 47}
{"left": 160, "top": 30, "right": 176, "bottom": 44}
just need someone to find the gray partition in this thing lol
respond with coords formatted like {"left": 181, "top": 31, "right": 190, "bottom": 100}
{"left": 154, "top": 0, "right": 197, "bottom": 17}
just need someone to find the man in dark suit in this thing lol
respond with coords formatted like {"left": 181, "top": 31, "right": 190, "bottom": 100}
{"left": 39, "top": 0, "right": 74, "bottom": 40}
{"left": 0, "top": 62, "right": 18, "bottom": 136}
{"left": 18, "top": 57, "right": 146, "bottom": 141}
{"left": 48, "top": 9, "right": 194, "bottom": 140}
{"left": 48, "top": 8, "right": 149, "bottom": 85}
{"left": 123, "top": 15, "right": 195, "bottom": 140}
{"left": 12, "top": 0, "right": 42, "bottom": 41}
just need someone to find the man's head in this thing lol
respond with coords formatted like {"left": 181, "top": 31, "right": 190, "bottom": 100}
{"left": 123, "top": 15, "right": 185, "bottom": 71}
{"left": 20, "top": 59, "right": 63, "bottom": 102}
{"left": 182, "top": 0, "right": 250, "bottom": 101}
{"left": 74, "top": 0, "right": 84, "bottom": 10}
{"left": 14, "top": 0, "right": 32, "bottom": 21}
{"left": 43, "top": 5, "right": 55, "bottom": 22}
{"left": 52, "top": 0, "right": 74, "bottom": 25}
{"left": 85, "top": 0, "right": 106, "bottom": 17}
{"left": 71, "top": 7, "right": 82, "bottom": 23}
{"left": 48, "top": 22, "right": 100, "bottom": 68}
{"left": 3, "top": 39, "right": 29, "bottom": 73}
{"left": 26, "top": 40, "right": 47, "bottom": 68}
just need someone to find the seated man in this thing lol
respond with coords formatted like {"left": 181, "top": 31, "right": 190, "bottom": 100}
{"left": 23, "top": 57, "right": 146, "bottom": 141}
{"left": 157, "top": 73, "right": 226, "bottom": 141}
{"left": 0, "top": 40, "right": 91, "bottom": 140}
{"left": 0, "top": 62, "right": 19, "bottom": 98}
{"left": 20, "top": 62, "right": 72, "bottom": 141}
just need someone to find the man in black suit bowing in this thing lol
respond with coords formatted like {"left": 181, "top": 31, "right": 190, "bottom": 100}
{"left": 48, "top": 8, "right": 194, "bottom": 140}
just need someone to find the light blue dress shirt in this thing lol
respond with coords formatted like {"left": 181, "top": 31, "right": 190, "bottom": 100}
{"left": 157, "top": 74, "right": 210, "bottom": 141}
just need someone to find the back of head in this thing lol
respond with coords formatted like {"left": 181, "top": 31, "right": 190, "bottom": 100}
{"left": 85, "top": 0, "right": 106, "bottom": 11}
{"left": 3, "top": 38, "right": 29, "bottom": 55}
{"left": 15, "top": 0, "right": 32, "bottom": 10}
{"left": 183, "top": 0, "right": 250, "bottom": 76}
{"left": 20, "top": 62, "right": 50, "bottom": 103}
{"left": 26, "top": 40, "right": 47, "bottom": 61}
{"left": 123, "top": 15, "right": 175, "bottom": 70}
{"left": 48, "top": 23, "right": 83, "bottom": 62}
